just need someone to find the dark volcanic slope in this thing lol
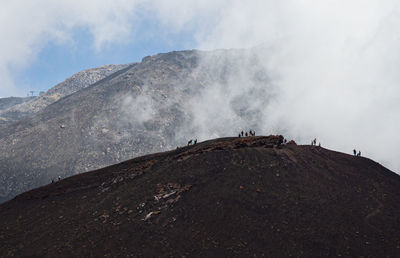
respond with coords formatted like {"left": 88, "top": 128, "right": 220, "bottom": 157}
{"left": 1, "top": 136, "right": 399, "bottom": 257}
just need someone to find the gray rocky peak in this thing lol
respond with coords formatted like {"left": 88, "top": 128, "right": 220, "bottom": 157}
{"left": 0, "top": 48, "right": 272, "bottom": 202}
{"left": 0, "top": 64, "right": 130, "bottom": 127}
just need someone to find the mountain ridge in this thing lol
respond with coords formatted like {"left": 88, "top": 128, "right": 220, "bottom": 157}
{"left": 0, "top": 48, "right": 271, "bottom": 202}
{"left": 1, "top": 135, "right": 399, "bottom": 257}
{"left": 0, "top": 64, "right": 130, "bottom": 127}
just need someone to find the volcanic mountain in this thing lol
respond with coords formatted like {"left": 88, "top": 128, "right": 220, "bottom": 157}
{"left": 0, "top": 64, "right": 129, "bottom": 127}
{"left": 0, "top": 49, "right": 272, "bottom": 202}
{"left": 0, "top": 96, "right": 36, "bottom": 111}
{"left": 1, "top": 136, "right": 399, "bottom": 257}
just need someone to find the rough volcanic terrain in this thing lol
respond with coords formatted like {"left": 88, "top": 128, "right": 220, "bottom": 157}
{"left": 0, "top": 96, "right": 36, "bottom": 111}
{"left": 0, "top": 64, "right": 129, "bottom": 127}
{"left": 0, "top": 96, "right": 36, "bottom": 125}
{"left": 0, "top": 49, "right": 272, "bottom": 202}
{"left": 1, "top": 136, "right": 399, "bottom": 257}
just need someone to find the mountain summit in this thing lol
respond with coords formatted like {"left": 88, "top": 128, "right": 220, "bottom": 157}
{"left": 0, "top": 49, "right": 271, "bottom": 202}
{"left": 1, "top": 136, "right": 399, "bottom": 257}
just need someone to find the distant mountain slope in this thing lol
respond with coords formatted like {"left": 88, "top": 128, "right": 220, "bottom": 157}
{"left": 0, "top": 49, "right": 271, "bottom": 202}
{"left": 0, "top": 96, "right": 36, "bottom": 111}
{"left": 0, "top": 64, "right": 130, "bottom": 127}
{"left": 1, "top": 136, "right": 399, "bottom": 257}
{"left": 0, "top": 96, "right": 36, "bottom": 124}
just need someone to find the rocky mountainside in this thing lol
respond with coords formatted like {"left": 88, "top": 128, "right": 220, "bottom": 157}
{"left": 0, "top": 96, "right": 36, "bottom": 111}
{"left": 1, "top": 136, "right": 399, "bottom": 257}
{"left": 0, "top": 96, "right": 36, "bottom": 123}
{"left": 0, "top": 64, "right": 130, "bottom": 127}
{"left": 0, "top": 49, "right": 271, "bottom": 202}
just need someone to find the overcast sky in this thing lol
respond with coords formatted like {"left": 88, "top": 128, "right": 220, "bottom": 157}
{"left": 1, "top": 0, "right": 399, "bottom": 172}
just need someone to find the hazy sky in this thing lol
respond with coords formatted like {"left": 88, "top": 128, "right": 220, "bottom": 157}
{"left": 2, "top": 1, "right": 399, "bottom": 96}
{"left": 1, "top": 1, "right": 399, "bottom": 172}
{"left": 0, "top": 0, "right": 201, "bottom": 97}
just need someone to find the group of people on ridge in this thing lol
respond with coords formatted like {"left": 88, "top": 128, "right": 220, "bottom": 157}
{"left": 238, "top": 130, "right": 255, "bottom": 137}
{"left": 311, "top": 138, "right": 321, "bottom": 147}
{"left": 187, "top": 134, "right": 362, "bottom": 158}
{"left": 187, "top": 139, "right": 197, "bottom": 145}
{"left": 353, "top": 149, "right": 361, "bottom": 156}
{"left": 51, "top": 176, "right": 62, "bottom": 184}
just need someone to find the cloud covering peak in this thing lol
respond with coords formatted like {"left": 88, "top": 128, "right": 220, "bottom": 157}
{"left": 1, "top": 0, "right": 399, "bottom": 172}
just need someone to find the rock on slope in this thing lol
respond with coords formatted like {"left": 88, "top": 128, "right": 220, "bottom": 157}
{"left": 0, "top": 49, "right": 271, "bottom": 202}
{"left": 0, "top": 64, "right": 130, "bottom": 127}
{"left": 0, "top": 136, "right": 399, "bottom": 257}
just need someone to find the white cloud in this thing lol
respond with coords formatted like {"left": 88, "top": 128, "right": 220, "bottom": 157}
{"left": 129, "top": 0, "right": 400, "bottom": 172}
{"left": 121, "top": 88, "right": 156, "bottom": 124}
{"left": 0, "top": 0, "right": 145, "bottom": 97}
{"left": 0, "top": 0, "right": 223, "bottom": 97}
{"left": 187, "top": 0, "right": 400, "bottom": 172}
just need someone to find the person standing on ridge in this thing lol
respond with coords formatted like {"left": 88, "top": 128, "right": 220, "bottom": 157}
{"left": 353, "top": 149, "right": 357, "bottom": 156}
